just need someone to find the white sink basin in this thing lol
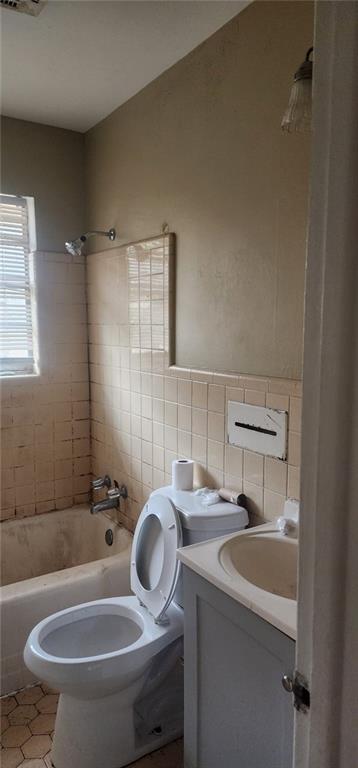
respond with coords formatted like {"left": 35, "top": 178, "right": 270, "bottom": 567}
{"left": 219, "top": 532, "right": 298, "bottom": 600}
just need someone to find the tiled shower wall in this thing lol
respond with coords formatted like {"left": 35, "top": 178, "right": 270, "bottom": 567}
{"left": 88, "top": 236, "right": 302, "bottom": 530}
{"left": 0, "top": 252, "right": 90, "bottom": 521}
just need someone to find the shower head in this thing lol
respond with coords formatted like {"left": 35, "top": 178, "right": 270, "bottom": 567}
{"left": 65, "top": 228, "right": 116, "bottom": 256}
{"left": 65, "top": 235, "right": 86, "bottom": 257}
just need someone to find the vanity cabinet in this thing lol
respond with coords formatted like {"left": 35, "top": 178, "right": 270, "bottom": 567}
{"left": 183, "top": 567, "right": 295, "bottom": 768}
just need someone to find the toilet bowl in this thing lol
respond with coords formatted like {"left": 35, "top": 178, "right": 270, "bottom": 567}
{"left": 24, "top": 597, "right": 183, "bottom": 700}
{"left": 24, "top": 488, "right": 248, "bottom": 768}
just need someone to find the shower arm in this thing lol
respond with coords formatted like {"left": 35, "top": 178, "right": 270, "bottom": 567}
{"left": 81, "top": 229, "right": 116, "bottom": 241}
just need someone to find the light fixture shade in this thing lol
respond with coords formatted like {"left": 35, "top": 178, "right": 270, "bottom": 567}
{"left": 281, "top": 77, "right": 312, "bottom": 132}
{"left": 281, "top": 47, "right": 313, "bottom": 133}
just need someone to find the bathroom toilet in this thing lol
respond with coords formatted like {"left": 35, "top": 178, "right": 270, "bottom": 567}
{"left": 24, "top": 487, "right": 248, "bottom": 768}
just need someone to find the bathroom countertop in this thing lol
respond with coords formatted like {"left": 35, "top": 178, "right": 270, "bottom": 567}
{"left": 177, "top": 522, "right": 297, "bottom": 640}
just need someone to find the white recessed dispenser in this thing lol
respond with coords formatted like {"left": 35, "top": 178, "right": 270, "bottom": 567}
{"left": 227, "top": 401, "right": 287, "bottom": 459}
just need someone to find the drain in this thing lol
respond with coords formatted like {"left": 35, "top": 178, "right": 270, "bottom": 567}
{"left": 105, "top": 528, "right": 114, "bottom": 546}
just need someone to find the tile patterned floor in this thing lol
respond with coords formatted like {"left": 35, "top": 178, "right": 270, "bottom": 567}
{"left": 0, "top": 684, "right": 183, "bottom": 768}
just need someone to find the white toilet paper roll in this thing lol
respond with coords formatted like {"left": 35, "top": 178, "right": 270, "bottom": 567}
{"left": 172, "top": 459, "right": 194, "bottom": 491}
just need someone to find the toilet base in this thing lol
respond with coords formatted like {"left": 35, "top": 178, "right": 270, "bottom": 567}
{"left": 51, "top": 664, "right": 183, "bottom": 768}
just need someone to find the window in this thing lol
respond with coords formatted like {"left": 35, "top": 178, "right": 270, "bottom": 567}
{"left": 0, "top": 194, "right": 38, "bottom": 376}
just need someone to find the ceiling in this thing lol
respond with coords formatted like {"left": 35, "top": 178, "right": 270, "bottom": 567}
{"left": 0, "top": 0, "right": 249, "bottom": 133}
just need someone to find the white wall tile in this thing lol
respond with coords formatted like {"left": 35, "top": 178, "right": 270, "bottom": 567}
{"left": 208, "top": 384, "right": 225, "bottom": 413}
{"left": 192, "top": 381, "right": 208, "bottom": 409}
{"left": 192, "top": 408, "right": 207, "bottom": 437}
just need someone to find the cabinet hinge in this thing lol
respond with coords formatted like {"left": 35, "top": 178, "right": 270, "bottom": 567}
{"left": 282, "top": 671, "right": 310, "bottom": 713}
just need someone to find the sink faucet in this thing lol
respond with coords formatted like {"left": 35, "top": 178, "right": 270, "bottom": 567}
{"left": 90, "top": 476, "right": 128, "bottom": 514}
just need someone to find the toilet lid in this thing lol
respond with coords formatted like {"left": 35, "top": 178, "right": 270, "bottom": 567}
{"left": 130, "top": 494, "right": 182, "bottom": 622}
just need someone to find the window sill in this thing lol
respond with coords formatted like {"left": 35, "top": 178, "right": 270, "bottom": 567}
{"left": 0, "top": 372, "right": 40, "bottom": 380}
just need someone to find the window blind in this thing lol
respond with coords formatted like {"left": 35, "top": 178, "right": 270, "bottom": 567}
{"left": 0, "top": 194, "right": 36, "bottom": 375}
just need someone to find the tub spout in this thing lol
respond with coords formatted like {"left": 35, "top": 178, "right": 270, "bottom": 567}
{"left": 90, "top": 481, "right": 128, "bottom": 514}
{"left": 90, "top": 497, "right": 120, "bottom": 515}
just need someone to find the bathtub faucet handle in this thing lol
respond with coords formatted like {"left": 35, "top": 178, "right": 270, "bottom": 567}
{"left": 92, "top": 475, "right": 111, "bottom": 491}
{"left": 107, "top": 481, "right": 128, "bottom": 501}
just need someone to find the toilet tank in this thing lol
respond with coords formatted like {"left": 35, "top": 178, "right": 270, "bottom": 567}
{"left": 151, "top": 486, "right": 249, "bottom": 608}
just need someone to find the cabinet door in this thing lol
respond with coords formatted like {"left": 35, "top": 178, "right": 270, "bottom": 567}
{"left": 184, "top": 568, "right": 295, "bottom": 768}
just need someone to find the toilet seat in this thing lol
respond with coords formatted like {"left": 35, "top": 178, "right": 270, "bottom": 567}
{"left": 131, "top": 495, "right": 182, "bottom": 623}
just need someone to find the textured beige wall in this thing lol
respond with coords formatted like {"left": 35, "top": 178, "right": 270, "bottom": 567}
{"left": 1, "top": 117, "right": 85, "bottom": 252}
{"left": 85, "top": 1, "right": 313, "bottom": 379}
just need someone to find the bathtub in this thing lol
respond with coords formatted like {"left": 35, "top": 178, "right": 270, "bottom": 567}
{"left": 0, "top": 504, "right": 132, "bottom": 695}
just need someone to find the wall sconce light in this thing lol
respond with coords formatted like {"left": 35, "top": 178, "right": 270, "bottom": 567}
{"left": 281, "top": 47, "right": 313, "bottom": 133}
